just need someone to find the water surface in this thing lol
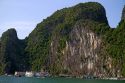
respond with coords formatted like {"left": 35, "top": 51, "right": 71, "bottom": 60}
{"left": 0, "top": 76, "right": 125, "bottom": 83}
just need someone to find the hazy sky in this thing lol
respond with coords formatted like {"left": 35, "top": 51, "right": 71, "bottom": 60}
{"left": 0, "top": 0, "right": 125, "bottom": 39}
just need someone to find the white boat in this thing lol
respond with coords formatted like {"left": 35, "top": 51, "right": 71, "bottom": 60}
{"left": 25, "top": 71, "right": 34, "bottom": 77}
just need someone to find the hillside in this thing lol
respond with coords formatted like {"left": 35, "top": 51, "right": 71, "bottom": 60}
{"left": 26, "top": 2, "right": 108, "bottom": 73}
{"left": 0, "top": 2, "right": 125, "bottom": 77}
{"left": 0, "top": 29, "right": 28, "bottom": 74}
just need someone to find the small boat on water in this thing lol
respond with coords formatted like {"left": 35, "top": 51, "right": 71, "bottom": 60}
{"left": 25, "top": 71, "right": 34, "bottom": 77}
{"left": 15, "top": 72, "right": 25, "bottom": 77}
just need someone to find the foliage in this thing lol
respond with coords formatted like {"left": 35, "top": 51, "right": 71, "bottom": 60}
{"left": 122, "top": 5, "right": 125, "bottom": 20}
{"left": 0, "top": 29, "right": 29, "bottom": 74}
{"left": 104, "top": 20, "right": 125, "bottom": 76}
{"left": 25, "top": 2, "right": 108, "bottom": 74}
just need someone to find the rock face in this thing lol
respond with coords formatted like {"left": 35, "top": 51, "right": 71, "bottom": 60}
{"left": 49, "top": 20, "right": 118, "bottom": 77}
{"left": 63, "top": 24, "right": 102, "bottom": 76}
{"left": 50, "top": 22, "right": 102, "bottom": 76}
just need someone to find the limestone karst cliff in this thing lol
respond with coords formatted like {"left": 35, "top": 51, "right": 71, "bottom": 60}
{"left": 0, "top": 29, "right": 28, "bottom": 74}
{"left": 26, "top": 2, "right": 108, "bottom": 73}
{"left": 0, "top": 2, "right": 125, "bottom": 77}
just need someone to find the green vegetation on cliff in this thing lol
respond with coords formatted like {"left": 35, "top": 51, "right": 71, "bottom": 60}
{"left": 104, "top": 20, "right": 125, "bottom": 76}
{"left": 0, "top": 2, "right": 125, "bottom": 76}
{"left": 122, "top": 6, "right": 125, "bottom": 20}
{"left": 26, "top": 2, "right": 108, "bottom": 72}
{"left": 0, "top": 29, "right": 28, "bottom": 74}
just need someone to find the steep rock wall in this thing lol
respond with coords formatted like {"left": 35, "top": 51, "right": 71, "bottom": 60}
{"left": 50, "top": 22, "right": 120, "bottom": 77}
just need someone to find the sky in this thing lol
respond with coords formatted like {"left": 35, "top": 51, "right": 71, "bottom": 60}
{"left": 0, "top": 0, "right": 125, "bottom": 39}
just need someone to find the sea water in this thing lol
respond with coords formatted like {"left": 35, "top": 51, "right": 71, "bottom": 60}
{"left": 0, "top": 76, "right": 125, "bottom": 83}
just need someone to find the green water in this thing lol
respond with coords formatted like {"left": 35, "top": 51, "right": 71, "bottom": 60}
{"left": 0, "top": 76, "right": 125, "bottom": 83}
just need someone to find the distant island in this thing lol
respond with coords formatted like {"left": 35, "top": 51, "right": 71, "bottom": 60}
{"left": 0, "top": 2, "right": 125, "bottom": 79}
